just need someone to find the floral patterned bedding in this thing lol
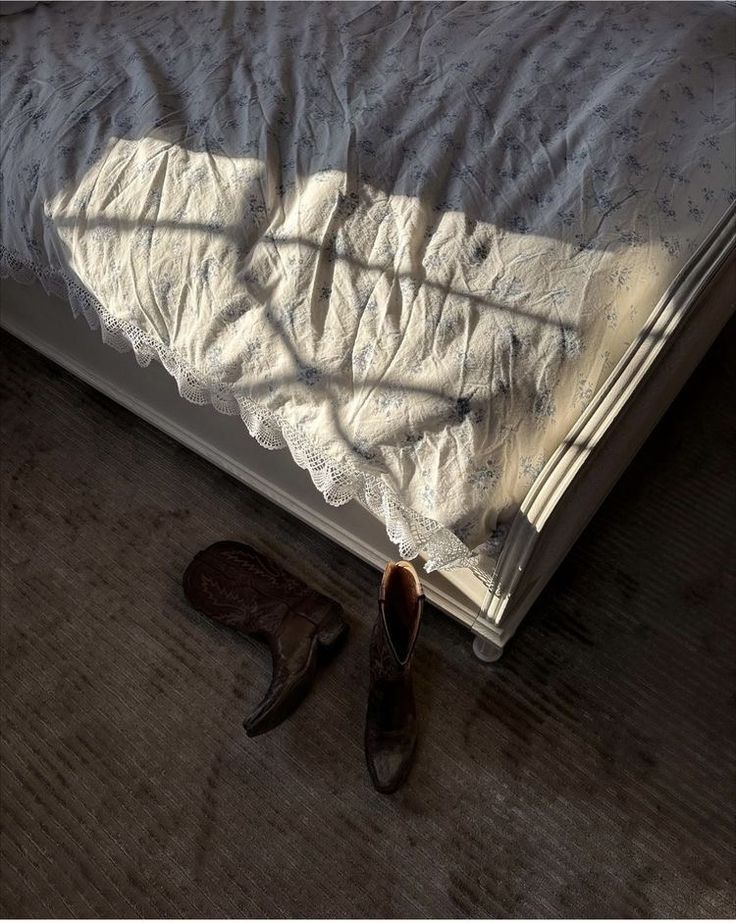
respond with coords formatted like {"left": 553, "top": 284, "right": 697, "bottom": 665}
{"left": 1, "top": 1, "right": 734, "bottom": 580}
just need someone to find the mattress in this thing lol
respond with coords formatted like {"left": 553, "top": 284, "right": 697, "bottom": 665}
{"left": 1, "top": 1, "right": 734, "bottom": 580}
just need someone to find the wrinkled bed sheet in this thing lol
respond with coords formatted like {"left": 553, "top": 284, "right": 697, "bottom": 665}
{"left": 1, "top": 1, "right": 734, "bottom": 576}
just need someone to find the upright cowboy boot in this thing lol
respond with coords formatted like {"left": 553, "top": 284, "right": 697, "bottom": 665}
{"left": 183, "top": 541, "right": 348, "bottom": 736}
{"left": 365, "top": 561, "right": 424, "bottom": 793}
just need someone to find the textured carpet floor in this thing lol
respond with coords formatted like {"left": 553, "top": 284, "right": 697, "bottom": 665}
{"left": 1, "top": 321, "right": 735, "bottom": 919}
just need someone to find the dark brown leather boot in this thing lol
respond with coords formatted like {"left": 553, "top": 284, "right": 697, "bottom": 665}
{"left": 183, "top": 541, "right": 348, "bottom": 736}
{"left": 365, "top": 561, "right": 424, "bottom": 794}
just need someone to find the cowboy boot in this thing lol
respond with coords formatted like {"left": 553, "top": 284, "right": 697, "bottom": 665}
{"left": 182, "top": 540, "right": 348, "bottom": 736}
{"left": 365, "top": 561, "right": 424, "bottom": 793}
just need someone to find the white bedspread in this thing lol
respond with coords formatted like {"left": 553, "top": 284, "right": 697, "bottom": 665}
{"left": 1, "top": 1, "right": 734, "bottom": 577}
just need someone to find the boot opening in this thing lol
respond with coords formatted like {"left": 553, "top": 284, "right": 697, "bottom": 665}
{"left": 382, "top": 563, "right": 421, "bottom": 663}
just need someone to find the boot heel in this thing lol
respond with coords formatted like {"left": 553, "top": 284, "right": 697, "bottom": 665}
{"left": 316, "top": 606, "right": 349, "bottom": 652}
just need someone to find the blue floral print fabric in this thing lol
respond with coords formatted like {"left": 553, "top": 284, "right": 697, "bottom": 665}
{"left": 1, "top": 2, "right": 734, "bottom": 577}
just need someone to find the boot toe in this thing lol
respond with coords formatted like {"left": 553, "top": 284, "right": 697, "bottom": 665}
{"left": 244, "top": 644, "right": 321, "bottom": 737}
{"left": 365, "top": 733, "right": 415, "bottom": 794}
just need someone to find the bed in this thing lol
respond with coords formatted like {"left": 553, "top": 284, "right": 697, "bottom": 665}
{"left": 1, "top": 1, "right": 734, "bottom": 659}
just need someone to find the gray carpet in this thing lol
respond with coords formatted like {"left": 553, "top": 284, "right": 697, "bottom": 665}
{"left": 1, "top": 320, "right": 735, "bottom": 919}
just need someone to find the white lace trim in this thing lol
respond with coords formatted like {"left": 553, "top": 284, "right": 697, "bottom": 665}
{"left": 1, "top": 245, "right": 499, "bottom": 586}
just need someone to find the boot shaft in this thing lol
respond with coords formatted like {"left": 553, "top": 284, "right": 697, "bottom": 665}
{"left": 373, "top": 561, "right": 424, "bottom": 679}
{"left": 183, "top": 540, "right": 337, "bottom": 636}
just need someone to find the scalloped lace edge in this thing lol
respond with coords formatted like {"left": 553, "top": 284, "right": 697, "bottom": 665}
{"left": 1, "top": 245, "right": 500, "bottom": 587}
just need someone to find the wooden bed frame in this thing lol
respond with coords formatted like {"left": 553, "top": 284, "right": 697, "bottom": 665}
{"left": 1, "top": 207, "right": 734, "bottom": 660}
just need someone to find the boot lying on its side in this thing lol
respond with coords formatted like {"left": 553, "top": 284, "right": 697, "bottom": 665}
{"left": 183, "top": 540, "right": 348, "bottom": 736}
